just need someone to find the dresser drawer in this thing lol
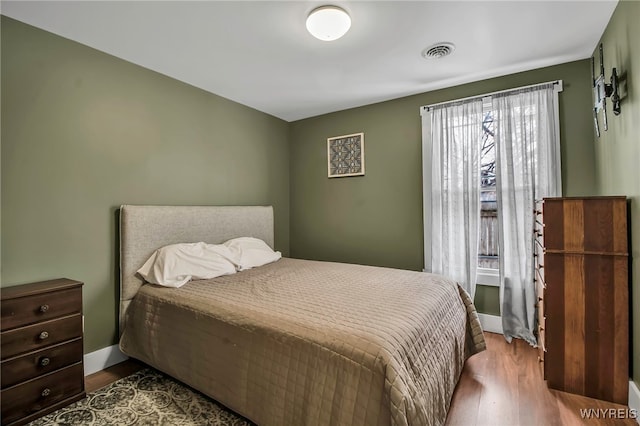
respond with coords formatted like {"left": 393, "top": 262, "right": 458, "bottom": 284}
{"left": 1, "top": 287, "right": 82, "bottom": 331}
{"left": 537, "top": 322, "right": 546, "bottom": 358}
{"left": 0, "top": 363, "right": 84, "bottom": 426}
{"left": 1, "top": 339, "right": 83, "bottom": 388}
{"left": 1, "top": 314, "right": 82, "bottom": 360}
{"left": 537, "top": 294, "right": 545, "bottom": 331}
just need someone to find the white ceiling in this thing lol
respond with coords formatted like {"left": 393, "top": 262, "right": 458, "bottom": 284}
{"left": 1, "top": 1, "right": 618, "bottom": 122}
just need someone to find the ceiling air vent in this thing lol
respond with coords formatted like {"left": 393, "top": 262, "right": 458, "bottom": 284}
{"left": 421, "top": 42, "right": 456, "bottom": 60}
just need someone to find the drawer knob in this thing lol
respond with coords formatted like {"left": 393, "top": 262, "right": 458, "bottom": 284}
{"left": 41, "top": 388, "right": 51, "bottom": 397}
{"left": 40, "top": 357, "right": 51, "bottom": 367}
{"left": 38, "top": 331, "right": 49, "bottom": 340}
{"left": 39, "top": 304, "right": 50, "bottom": 313}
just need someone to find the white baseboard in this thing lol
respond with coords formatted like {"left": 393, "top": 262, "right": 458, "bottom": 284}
{"left": 630, "top": 380, "right": 640, "bottom": 424}
{"left": 478, "top": 313, "right": 503, "bottom": 334}
{"left": 83, "top": 344, "right": 128, "bottom": 376}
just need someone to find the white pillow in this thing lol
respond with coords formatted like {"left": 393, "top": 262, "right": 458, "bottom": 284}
{"left": 223, "top": 237, "right": 282, "bottom": 271}
{"left": 137, "top": 242, "right": 237, "bottom": 288}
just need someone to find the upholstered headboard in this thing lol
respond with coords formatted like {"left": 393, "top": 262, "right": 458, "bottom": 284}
{"left": 119, "top": 205, "right": 274, "bottom": 334}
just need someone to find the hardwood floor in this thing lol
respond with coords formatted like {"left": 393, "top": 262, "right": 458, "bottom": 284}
{"left": 446, "top": 333, "right": 637, "bottom": 426}
{"left": 85, "top": 333, "right": 637, "bottom": 425}
{"left": 85, "top": 358, "right": 145, "bottom": 393}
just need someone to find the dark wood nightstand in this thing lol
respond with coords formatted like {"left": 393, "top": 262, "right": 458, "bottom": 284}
{"left": 1, "top": 278, "right": 86, "bottom": 426}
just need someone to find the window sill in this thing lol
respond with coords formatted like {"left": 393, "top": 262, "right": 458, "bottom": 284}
{"left": 477, "top": 268, "right": 500, "bottom": 287}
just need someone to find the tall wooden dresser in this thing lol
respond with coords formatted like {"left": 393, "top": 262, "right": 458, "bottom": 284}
{"left": 537, "top": 196, "right": 629, "bottom": 404}
{"left": 1, "top": 279, "right": 85, "bottom": 425}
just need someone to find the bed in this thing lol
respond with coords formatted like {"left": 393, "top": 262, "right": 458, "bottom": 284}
{"left": 118, "top": 205, "right": 485, "bottom": 426}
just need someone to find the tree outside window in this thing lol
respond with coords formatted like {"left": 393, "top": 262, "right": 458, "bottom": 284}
{"left": 479, "top": 112, "right": 498, "bottom": 269}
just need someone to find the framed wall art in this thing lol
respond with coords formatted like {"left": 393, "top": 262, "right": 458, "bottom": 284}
{"left": 327, "top": 132, "right": 365, "bottom": 178}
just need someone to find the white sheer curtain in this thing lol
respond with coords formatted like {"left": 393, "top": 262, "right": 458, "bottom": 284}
{"left": 493, "top": 83, "right": 561, "bottom": 344}
{"left": 427, "top": 100, "right": 484, "bottom": 298}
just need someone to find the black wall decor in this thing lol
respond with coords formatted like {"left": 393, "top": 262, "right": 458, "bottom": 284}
{"left": 592, "top": 43, "right": 621, "bottom": 137}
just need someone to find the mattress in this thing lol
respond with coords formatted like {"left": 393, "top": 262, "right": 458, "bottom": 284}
{"left": 119, "top": 257, "right": 485, "bottom": 426}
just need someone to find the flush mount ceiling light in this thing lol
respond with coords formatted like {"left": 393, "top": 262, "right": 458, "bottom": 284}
{"left": 421, "top": 42, "right": 456, "bottom": 59}
{"left": 306, "top": 6, "right": 351, "bottom": 41}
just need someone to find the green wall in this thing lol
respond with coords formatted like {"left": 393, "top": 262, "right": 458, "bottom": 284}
{"left": 592, "top": 0, "right": 640, "bottom": 387}
{"left": 4, "top": 6, "right": 635, "bottom": 382}
{"left": 473, "top": 285, "right": 501, "bottom": 317}
{"left": 1, "top": 17, "right": 290, "bottom": 353}
{"left": 290, "top": 60, "right": 596, "bottom": 311}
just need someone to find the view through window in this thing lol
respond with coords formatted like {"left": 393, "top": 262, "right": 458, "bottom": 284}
{"left": 479, "top": 112, "right": 498, "bottom": 270}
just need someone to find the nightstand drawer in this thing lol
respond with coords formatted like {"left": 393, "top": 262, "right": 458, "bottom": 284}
{"left": 0, "top": 363, "right": 84, "bottom": 426}
{"left": 1, "top": 287, "right": 82, "bottom": 331}
{"left": 1, "top": 279, "right": 84, "bottom": 426}
{"left": 1, "top": 339, "right": 83, "bottom": 388}
{"left": 1, "top": 314, "right": 82, "bottom": 360}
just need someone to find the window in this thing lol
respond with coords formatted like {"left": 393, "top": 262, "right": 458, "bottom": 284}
{"left": 421, "top": 81, "right": 562, "bottom": 291}
{"left": 478, "top": 110, "right": 500, "bottom": 285}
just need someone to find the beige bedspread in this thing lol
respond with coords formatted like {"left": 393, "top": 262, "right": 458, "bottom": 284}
{"left": 119, "top": 258, "right": 485, "bottom": 426}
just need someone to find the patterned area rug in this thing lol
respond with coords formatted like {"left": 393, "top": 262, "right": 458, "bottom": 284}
{"left": 30, "top": 369, "right": 253, "bottom": 425}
